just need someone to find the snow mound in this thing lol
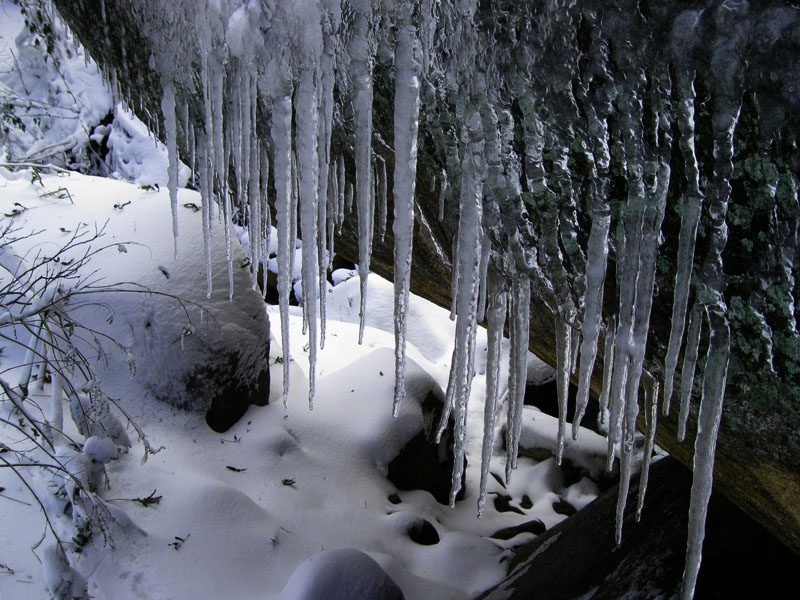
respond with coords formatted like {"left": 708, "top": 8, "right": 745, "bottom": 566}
{"left": 277, "top": 548, "right": 404, "bottom": 600}
{"left": 0, "top": 171, "right": 270, "bottom": 430}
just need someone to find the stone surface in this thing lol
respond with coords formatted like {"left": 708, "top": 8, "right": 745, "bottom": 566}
{"left": 479, "top": 456, "right": 799, "bottom": 600}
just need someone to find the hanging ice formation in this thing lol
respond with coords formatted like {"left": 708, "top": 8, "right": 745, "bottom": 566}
{"left": 66, "top": 1, "right": 800, "bottom": 598}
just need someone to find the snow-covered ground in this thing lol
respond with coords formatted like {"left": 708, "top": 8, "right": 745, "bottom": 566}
{"left": 0, "top": 4, "right": 609, "bottom": 598}
{"left": 0, "top": 170, "right": 607, "bottom": 600}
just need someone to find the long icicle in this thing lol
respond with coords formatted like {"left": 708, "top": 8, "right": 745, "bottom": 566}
{"left": 477, "top": 264, "right": 507, "bottom": 517}
{"left": 597, "top": 317, "right": 616, "bottom": 430}
{"left": 678, "top": 303, "right": 704, "bottom": 442}
{"left": 505, "top": 273, "right": 531, "bottom": 482}
{"left": 296, "top": 66, "right": 321, "bottom": 409}
{"left": 350, "top": 0, "right": 375, "bottom": 345}
{"left": 318, "top": 22, "right": 336, "bottom": 349}
{"left": 161, "top": 81, "right": 179, "bottom": 258}
{"left": 446, "top": 106, "right": 485, "bottom": 506}
{"left": 555, "top": 316, "right": 572, "bottom": 465}
{"left": 272, "top": 87, "right": 294, "bottom": 408}
{"left": 681, "top": 26, "right": 741, "bottom": 590}
{"left": 615, "top": 72, "right": 673, "bottom": 544}
{"left": 636, "top": 376, "right": 659, "bottom": 521}
{"left": 391, "top": 13, "right": 422, "bottom": 415}
{"left": 664, "top": 69, "right": 704, "bottom": 416}
{"left": 573, "top": 174, "right": 611, "bottom": 437}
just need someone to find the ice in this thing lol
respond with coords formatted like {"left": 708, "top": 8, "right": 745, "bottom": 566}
{"left": 296, "top": 67, "right": 321, "bottom": 409}
{"left": 272, "top": 91, "right": 294, "bottom": 408}
{"left": 350, "top": 0, "right": 375, "bottom": 345}
{"left": 442, "top": 106, "right": 485, "bottom": 506}
{"left": 160, "top": 82, "right": 179, "bottom": 257}
{"left": 318, "top": 26, "right": 336, "bottom": 346}
{"left": 573, "top": 182, "right": 611, "bottom": 438}
{"left": 681, "top": 313, "right": 730, "bottom": 600}
{"left": 663, "top": 73, "right": 704, "bottom": 416}
{"left": 377, "top": 155, "right": 388, "bottom": 242}
{"left": 555, "top": 316, "right": 571, "bottom": 465}
{"left": 438, "top": 170, "right": 448, "bottom": 221}
{"left": 391, "top": 15, "right": 422, "bottom": 414}
{"left": 504, "top": 273, "right": 530, "bottom": 484}
{"left": 477, "top": 231, "right": 490, "bottom": 323}
{"left": 477, "top": 264, "right": 507, "bottom": 517}
{"left": 636, "top": 376, "right": 659, "bottom": 521}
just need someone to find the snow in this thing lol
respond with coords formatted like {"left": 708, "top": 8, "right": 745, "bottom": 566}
{"left": 0, "top": 168, "right": 601, "bottom": 600}
{"left": 275, "top": 548, "right": 403, "bottom": 600}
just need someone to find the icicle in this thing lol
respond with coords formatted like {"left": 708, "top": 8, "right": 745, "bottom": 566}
{"left": 248, "top": 97, "right": 261, "bottom": 292}
{"left": 438, "top": 170, "right": 447, "bottom": 221}
{"left": 183, "top": 95, "right": 190, "bottom": 158}
{"left": 570, "top": 330, "right": 581, "bottom": 375}
{"left": 614, "top": 369, "right": 639, "bottom": 546}
{"left": 296, "top": 67, "right": 321, "bottom": 410}
{"left": 476, "top": 231, "right": 490, "bottom": 323}
{"left": 272, "top": 88, "right": 294, "bottom": 408}
{"left": 636, "top": 376, "right": 659, "bottom": 521}
{"left": 208, "top": 57, "right": 233, "bottom": 300}
{"left": 664, "top": 71, "right": 704, "bottom": 416}
{"left": 377, "top": 155, "right": 388, "bottom": 242}
{"left": 449, "top": 233, "right": 460, "bottom": 320}
{"left": 477, "top": 264, "right": 507, "bottom": 517}
{"left": 680, "top": 27, "right": 740, "bottom": 585}
{"left": 573, "top": 179, "right": 611, "bottom": 438}
{"left": 605, "top": 84, "right": 647, "bottom": 473}
{"left": 555, "top": 316, "right": 572, "bottom": 465}
{"left": 161, "top": 82, "right": 179, "bottom": 258}
{"left": 337, "top": 156, "right": 346, "bottom": 231}
{"left": 597, "top": 317, "right": 616, "bottom": 429}
{"left": 391, "top": 15, "right": 422, "bottom": 415}
{"left": 199, "top": 136, "right": 213, "bottom": 298}
{"left": 436, "top": 105, "right": 486, "bottom": 505}
{"left": 189, "top": 124, "right": 196, "bottom": 189}
{"left": 615, "top": 78, "right": 672, "bottom": 544}
{"left": 290, "top": 149, "right": 299, "bottom": 305}
{"left": 317, "top": 29, "right": 336, "bottom": 350}
{"left": 681, "top": 313, "right": 730, "bottom": 600}
{"left": 504, "top": 273, "right": 530, "bottom": 483}
{"left": 350, "top": 0, "right": 375, "bottom": 345}
{"left": 199, "top": 67, "right": 214, "bottom": 298}
{"left": 678, "top": 303, "right": 703, "bottom": 442}
{"left": 260, "top": 148, "right": 271, "bottom": 289}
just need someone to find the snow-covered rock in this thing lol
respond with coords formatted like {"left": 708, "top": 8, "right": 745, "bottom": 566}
{"left": 0, "top": 171, "right": 271, "bottom": 431}
{"left": 276, "top": 548, "right": 404, "bottom": 600}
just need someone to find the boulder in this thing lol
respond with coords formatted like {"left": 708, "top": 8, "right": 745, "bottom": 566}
{"left": 55, "top": 177, "right": 272, "bottom": 432}
{"left": 276, "top": 548, "right": 404, "bottom": 600}
{"left": 479, "top": 456, "right": 798, "bottom": 600}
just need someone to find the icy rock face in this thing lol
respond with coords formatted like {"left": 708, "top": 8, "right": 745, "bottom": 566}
{"left": 50, "top": 0, "right": 800, "bottom": 594}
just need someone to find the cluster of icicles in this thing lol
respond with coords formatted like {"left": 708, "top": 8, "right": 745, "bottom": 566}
{"left": 74, "top": 1, "right": 791, "bottom": 599}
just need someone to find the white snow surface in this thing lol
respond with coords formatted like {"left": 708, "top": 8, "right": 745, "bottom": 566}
{"left": 0, "top": 171, "right": 599, "bottom": 600}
